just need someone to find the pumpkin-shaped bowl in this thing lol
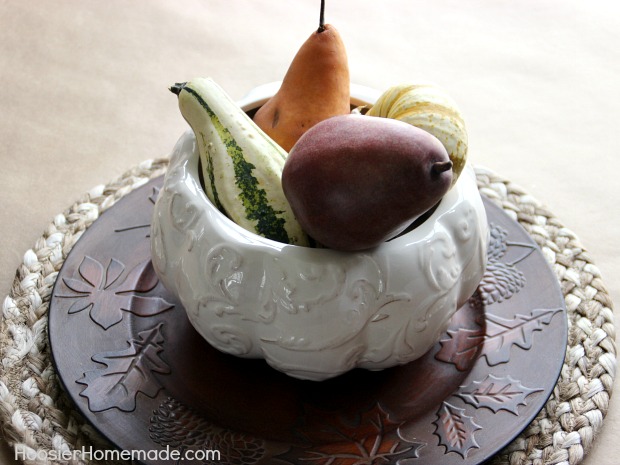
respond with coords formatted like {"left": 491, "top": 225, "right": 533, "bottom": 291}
{"left": 150, "top": 83, "right": 489, "bottom": 381}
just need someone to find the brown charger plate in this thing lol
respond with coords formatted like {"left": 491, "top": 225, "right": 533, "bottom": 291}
{"left": 48, "top": 176, "right": 567, "bottom": 465}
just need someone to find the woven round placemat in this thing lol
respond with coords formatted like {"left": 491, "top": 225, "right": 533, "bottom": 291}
{"left": 0, "top": 161, "right": 616, "bottom": 465}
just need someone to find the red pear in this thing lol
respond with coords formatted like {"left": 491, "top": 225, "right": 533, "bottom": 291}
{"left": 282, "top": 114, "right": 453, "bottom": 251}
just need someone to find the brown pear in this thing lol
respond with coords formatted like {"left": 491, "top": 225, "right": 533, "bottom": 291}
{"left": 253, "top": 20, "right": 350, "bottom": 152}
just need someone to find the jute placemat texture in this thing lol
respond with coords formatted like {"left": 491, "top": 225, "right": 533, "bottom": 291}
{"left": 0, "top": 161, "right": 616, "bottom": 465}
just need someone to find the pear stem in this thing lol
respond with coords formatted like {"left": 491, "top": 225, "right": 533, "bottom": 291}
{"left": 318, "top": 0, "right": 326, "bottom": 32}
{"left": 431, "top": 160, "right": 453, "bottom": 176}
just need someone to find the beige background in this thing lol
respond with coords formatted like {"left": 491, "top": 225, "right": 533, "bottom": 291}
{"left": 1, "top": 0, "right": 618, "bottom": 463}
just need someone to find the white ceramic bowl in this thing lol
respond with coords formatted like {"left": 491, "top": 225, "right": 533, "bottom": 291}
{"left": 150, "top": 83, "right": 488, "bottom": 381}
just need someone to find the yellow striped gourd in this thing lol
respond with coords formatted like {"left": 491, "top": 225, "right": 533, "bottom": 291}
{"left": 171, "top": 77, "right": 309, "bottom": 246}
{"left": 366, "top": 83, "right": 468, "bottom": 184}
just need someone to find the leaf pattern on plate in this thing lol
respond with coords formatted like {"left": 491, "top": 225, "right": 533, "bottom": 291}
{"left": 436, "top": 307, "right": 563, "bottom": 369}
{"left": 277, "top": 402, "right": 425, "bottom": 465}
{"left": 433, "top": 402, "right": 481, "bottom": 459}
{"left": 483, "top": 308, "right": 564, "bottom": 366}
{"left": 45, "top": 178, "right": 570, "bottom": 465}
{"left": 77, "top": 323, "right": 170, "bottom": 412}
{"left": 457, "top": 374, "right": 543, "bottom": 415}
{"left": 435, "top": 327, "right": 486, "bottom": 372}
{"left": 58, "top": 256, "right": 173, "bottom": 329}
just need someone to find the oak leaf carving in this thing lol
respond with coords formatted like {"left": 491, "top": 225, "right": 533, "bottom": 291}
{"left": 483, "top": 308, "right": 563, "bottom": 366}
{"left": 77, "top": 323, "right": 170, "bottom": 412}
{"left": 435, "top": 327, "right": 485, "bottom": 371}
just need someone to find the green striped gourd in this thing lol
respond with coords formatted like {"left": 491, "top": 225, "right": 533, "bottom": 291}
{"left": 366, "top": 83, "right": 468, "bottom": 184}
{"left": 171, "top": 77, "right": 309, "bottom": 246}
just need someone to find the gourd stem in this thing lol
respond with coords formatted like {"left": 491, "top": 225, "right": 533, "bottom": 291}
{"left": 170, "top": 82, "right": 186, "bottom": 95}
{"left": 318, "top": 0, "right": 326, "bottom": 32}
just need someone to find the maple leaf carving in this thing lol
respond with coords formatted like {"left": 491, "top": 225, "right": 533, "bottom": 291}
{"left": 457, "top": 374, "right": 543, "bottom": 414}
{"left": 433, "top": 402, "right": 481, "bottom": 459}
{"left": 78, "top": 323, "right": 170, "bottom": 412}
{"left": 281, "top": 402, "right": 424, "bottom": 465}
{"left": 58, "top": 256, "right": 173, "bottom": 329}
{"left": 483, "top": 308, "right": 564, "bottom": 366}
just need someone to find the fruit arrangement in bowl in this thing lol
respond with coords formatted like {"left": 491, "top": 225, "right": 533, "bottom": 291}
{"left": 150, "top": 4, "right": 488, "bottom": 381}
